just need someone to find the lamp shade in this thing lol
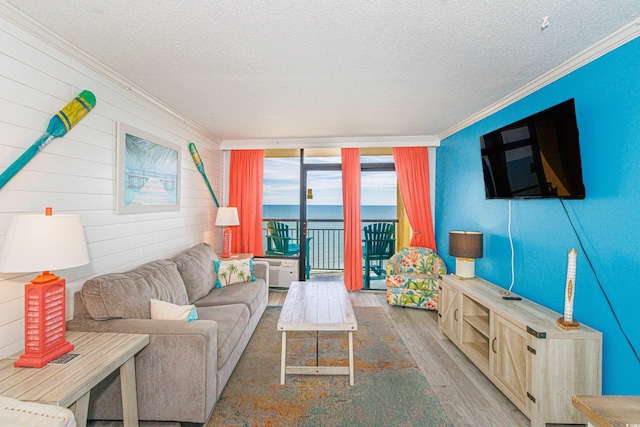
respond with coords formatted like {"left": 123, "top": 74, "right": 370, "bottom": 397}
{"left": 215, "top": 207, "right": 240, "bottom": 227}
{"left": 449, "top": 231, "right": 483, "bottom": 259}
{"left": 0, "top": 210, "right": 89, "bottom": 273}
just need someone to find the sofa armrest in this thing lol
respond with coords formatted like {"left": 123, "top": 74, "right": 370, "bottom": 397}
{"left": 66, "top": 317, "right": 218, "bottom": 423}
{"left": 253, "top": 260, "right": 269, "bottom": 286}
{"left": 67, "top": 317, "right": 216, "bottom": 337}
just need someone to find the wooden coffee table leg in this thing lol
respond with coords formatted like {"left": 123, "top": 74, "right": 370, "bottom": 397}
{"left": 280, "top": 331, "right": 287, "bottom": 385}
{"left": 348, "top": 331, "right": 354, "bottom": 385}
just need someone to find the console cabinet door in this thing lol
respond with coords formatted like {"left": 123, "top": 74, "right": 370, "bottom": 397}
{"left": 438, "top": 280, "right": 460, "bottom": 342}
{"left": 492, "top": 314, "right": 531, "bottom": 417}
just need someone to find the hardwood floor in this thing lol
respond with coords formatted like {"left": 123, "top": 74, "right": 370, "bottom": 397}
{"left": 374, "top": 293, "right": 529, "bottom": 426}
{"left": 272, "top": 287, "right": 529, "bottom": 426}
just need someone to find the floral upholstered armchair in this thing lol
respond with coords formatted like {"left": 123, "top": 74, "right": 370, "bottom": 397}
{"left": 386, "top": 247, "right": 447, "bottom": 310}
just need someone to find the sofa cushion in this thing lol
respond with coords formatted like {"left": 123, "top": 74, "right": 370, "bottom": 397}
{"left": 197, "top": 304, "right": 250, "bottom": 369}
{"left": 173, "top": 243, "right": 218, "bottom": 303}
{"left": 194, "top": 280, "right": 267, "bottom": 316}
{"left": 81, "top": 259, "right": 189, "bottom": 320}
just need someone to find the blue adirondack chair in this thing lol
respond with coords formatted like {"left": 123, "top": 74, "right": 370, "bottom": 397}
{"left": 265, "top": 221, "right": 312, "bottom": 278}
{"left": 362, "top": 222, "right": 396, "bottom": 289}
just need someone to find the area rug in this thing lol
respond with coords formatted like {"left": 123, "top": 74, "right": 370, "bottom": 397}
{"left": 207, "top": 306, "right": 452, "bottom": 427}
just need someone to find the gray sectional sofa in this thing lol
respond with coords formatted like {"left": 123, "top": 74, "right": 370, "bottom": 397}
{"left": 66, "top": 242, "right": 268, "bottom": 425}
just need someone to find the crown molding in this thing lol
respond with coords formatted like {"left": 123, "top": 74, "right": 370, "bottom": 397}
{"left": 0, "top": 1, "right": 221, "bottom": 142}
{"left": 439, "top": 17, "right": 640, "bottom": 140}
{"left": 220, "top": 135, "right": 441, "bottom": 150}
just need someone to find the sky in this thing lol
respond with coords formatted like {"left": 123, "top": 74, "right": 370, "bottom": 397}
{"left": 263, "top": 156, "right": 397, "bottom": 206}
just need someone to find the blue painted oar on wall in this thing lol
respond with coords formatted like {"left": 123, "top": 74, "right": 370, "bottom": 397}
{"left": 0, "top": 90, "right": 96, "bottom": 191}
{"left": 189, "top": 142, "right": 220, "bottom": 207}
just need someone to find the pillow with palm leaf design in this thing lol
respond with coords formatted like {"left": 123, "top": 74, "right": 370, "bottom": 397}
{"left": 213, "top": 259, "right": 256, "bottom": 287}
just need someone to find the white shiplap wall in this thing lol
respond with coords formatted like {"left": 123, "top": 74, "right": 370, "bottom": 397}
{"left": 0, "top": 10, "right": 223, "bottom": 358}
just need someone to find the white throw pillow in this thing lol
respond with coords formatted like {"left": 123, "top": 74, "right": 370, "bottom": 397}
{"left": 150, "top": 299, "right": 198, "bottom": 322}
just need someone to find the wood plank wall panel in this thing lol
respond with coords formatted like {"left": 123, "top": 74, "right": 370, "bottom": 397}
{"left": 0, "top": 11, "right": 224, "bottom": 358}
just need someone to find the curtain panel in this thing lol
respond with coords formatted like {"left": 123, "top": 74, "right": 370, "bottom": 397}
{"left": 392, "top": 147, "right": 437, "bottom": 250}
{"left": 229, "top": 150, "right": 265, "bottom": 256}
{"left": 341, "top": 148, "right": 363, "bottom": 291}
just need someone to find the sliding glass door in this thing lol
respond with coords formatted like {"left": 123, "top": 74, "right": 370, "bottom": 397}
{"left": 301, "top": 166, "right": 343, "bottom": 279}
{"left": 263, "top": 148, "right": 401, "bottom": 285}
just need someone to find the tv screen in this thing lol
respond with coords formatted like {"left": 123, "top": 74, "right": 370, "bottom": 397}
{"left": 480, "top": 99, "right": 585, "bottom": 199}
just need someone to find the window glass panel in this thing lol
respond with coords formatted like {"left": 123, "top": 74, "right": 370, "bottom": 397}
{"left": 360, "top": 154, "right": 394, "bottom": 164}
{"left": 263, "top": 154, "right": 301, "bottom": 260}
{"left": 361, "top": 170, "right": 398, "bottom": 222}
{"left": 263, "top": 156, "right": 300, "bottom": 221}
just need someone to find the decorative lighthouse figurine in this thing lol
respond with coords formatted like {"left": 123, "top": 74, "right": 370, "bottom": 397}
{"left": 557, "top": 248, "right": 580, "bottom": 330}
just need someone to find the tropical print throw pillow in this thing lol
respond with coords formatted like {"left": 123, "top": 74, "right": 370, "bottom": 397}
{"left": 213, "top": 259, "right": 256, "bottom": 287}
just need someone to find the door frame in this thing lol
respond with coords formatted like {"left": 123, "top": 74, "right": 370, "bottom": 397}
{"left": 299, "top": 155, "right": 342, "bottom": 280}
{"left": 297, "top": 150, "right": 396, "bottom": 281}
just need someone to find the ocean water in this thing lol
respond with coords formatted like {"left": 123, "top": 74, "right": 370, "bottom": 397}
{"left": 263, "top": 204, "right": 397, "bottom": 270}
{"left": 264, "top": 204, "right": 396, "bottom": 222}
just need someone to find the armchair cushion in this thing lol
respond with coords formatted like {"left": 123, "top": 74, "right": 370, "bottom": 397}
{"left": 386, "top": 247, "right": 446, "bottom": 275}
{"left": 386, "top": 247, "right": 447, "bottom": 310}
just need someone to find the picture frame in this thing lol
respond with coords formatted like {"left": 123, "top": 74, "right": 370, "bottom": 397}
{"left": 116, "top": 123, "right": 181, "bottom": 214}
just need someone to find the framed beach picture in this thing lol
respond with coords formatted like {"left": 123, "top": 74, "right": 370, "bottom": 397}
{"left": 116, "top": 123, "right": 181, "bottom": 214}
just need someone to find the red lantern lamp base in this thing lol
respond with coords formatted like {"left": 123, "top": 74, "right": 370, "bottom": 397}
{"left": 14, "top": 340, "right": 74, "bottom": 368}
{"left": 221, "top": 226, "right": 233, "bottom": 258}
{"left": 14, "top": 272, "right": 74, "bottom": 368}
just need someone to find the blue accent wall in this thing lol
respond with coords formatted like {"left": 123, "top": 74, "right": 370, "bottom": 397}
{"left": 436, "top": 36, "right": 640, "bottom": 394}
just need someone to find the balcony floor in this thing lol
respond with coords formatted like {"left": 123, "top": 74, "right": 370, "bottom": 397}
{"left": 308, "top": 270, "right": 387, "bottom": 290}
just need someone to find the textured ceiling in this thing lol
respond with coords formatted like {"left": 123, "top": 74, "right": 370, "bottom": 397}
{"left": 4, "top": 1, "right": 640, "bottom": 142}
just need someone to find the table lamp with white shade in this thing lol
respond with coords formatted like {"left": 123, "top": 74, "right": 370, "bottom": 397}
{"left": 215, "top": 207, "right": 240, "bottom": 258}
{"left": 0, "top": 207, "right": 89, "bottom": 368}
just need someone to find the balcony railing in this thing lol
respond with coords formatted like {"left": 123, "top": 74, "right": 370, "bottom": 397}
{"left": 262, "top": 218, "right": 398, "bottom": 272}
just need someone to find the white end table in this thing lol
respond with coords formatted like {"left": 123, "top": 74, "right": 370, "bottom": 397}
{"left": 0, "top": 331, "right": 148, "bottom": 427}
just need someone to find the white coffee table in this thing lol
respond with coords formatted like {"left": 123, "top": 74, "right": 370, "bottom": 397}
{"left": 277, "top": 281, "right": 358, "bottom": 385}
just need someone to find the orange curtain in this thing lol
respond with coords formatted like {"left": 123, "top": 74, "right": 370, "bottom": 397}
{"left": 392, "top": 147, "right": 437, "bottom": 250}
{"left": 229, "top": 150, "right": 265, "bottom": 256}
{"left": 341, "top": 148, "right": 363, "bottom": 291}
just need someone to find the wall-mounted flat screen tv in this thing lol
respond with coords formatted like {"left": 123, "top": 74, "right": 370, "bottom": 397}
{"left": 480, "top": 98, "right": 585, "bottom": 199}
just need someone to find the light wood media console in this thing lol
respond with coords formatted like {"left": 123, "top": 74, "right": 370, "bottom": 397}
{"left": 438, "top": 274, "right": 602, "bottom": 427}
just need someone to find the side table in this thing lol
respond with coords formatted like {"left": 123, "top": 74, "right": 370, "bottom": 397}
{"left": 0, "top": 331, "right": 149, "bottom": 427}
{"left": 573, "top": 395, "right": 640, "bottom": 427}
{"left": 218, "top": 252, "right": 253, "bottom": 261}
